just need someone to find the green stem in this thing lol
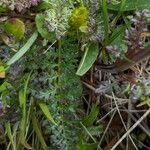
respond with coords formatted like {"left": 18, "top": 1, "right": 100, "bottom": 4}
{"left": 57, "top": 40, "right": 62, "bottom": 87}
{"left": 102, "top": 0, "right": 109, "bottom": 45}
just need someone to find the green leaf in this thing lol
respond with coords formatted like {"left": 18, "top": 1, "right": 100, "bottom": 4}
{"left": 102, "top": 0, "right": 109, "bottom": 43}
{"left": 31, "top": 113, "right": 48, "bottom": 150}
{"left": 82, "top": 104, "right": 99, "bottom": 127}
{"left": 0, "top": 64, "right": 5, "bottom": 78}
{"left": 4, "top": 18, "right": 25, "bottom": 41}
{"left": 19, "top": 89, "right": 25, "bottom": 108}
{"left": 137, "top": 97, "right": 150, "bottom": 107}
{"left": 36, "top": 1, "right": 51, "bottom": 11}
{"left": 77, "top": 143, "right": 99, "bottom": 150}
{"left": 36, "top": 14, "right": 51, "bottom": 40}
{"left": 108, "top": 0, "right": 150, "bottom": 11}
{"left": 108, "top": 25, "right": 127, "bottom": 45}
{"left": 18, "top": 73, "right": 32, "bottom": 149}
{"left": 0, "top": 5, "right": 8, "bottom": 13}
{"left": 5, "top": 122, "right": 17, "bottom": 150}
{"left": 6, "top": 31, "right": 38, "bottom": 66}
{"left": 0, "top": 82, "right": 10, "bottom": 92}
{"left": 19, "top": 72, "right": 32, "bottom": 107}
{"left": 76, "top": 43, "right": 99, "bottom": 76}
{"left": 109, "top": 25, "right": 128, "bottom": 53}
{"left": 38, "top": 101, "right": 57, "bottom": 125}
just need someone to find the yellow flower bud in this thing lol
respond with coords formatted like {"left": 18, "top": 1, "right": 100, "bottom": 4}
{"left": 69, "top": 6, "right": 88, "bottom": 30}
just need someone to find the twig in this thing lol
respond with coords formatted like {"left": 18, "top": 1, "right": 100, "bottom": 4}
{"left": 112, "top": 92, "right": 138, "bottom": 150}
{"left": 97, "top": 107, "right": 116, "bottom": 123}
{"left": 111, "top": 108, "right": 150, "bottom": 150}
{"left": 97, "top": 110, "right": 117, "bottom": 149}
{"left": 105, "top": 94, "right": 129, "bottom": 102}
{"left": 119, "top": 109, "right": 148, "bottom": 112}
{"left": 82, "top": 81, "right": 96, "bottom": 91}
{"left": 124, "top": 109, "right": 150, "bottom": 137}
{"left": 80, "top": 122, "right": 97, "bottom": 143}
{"left": 126, "top": 100, "right": 132, "bottom": 150}
{"left": 43, "top": 40, "right": 57, "bottom": 54}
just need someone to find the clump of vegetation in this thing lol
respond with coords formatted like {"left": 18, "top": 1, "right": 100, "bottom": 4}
{"left": 0, "top": 0, "right": 150, "bottom": 150}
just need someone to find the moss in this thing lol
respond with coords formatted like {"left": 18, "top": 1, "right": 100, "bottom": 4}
{"left": 4, "top": 18, "right": 25, "bottom": 41}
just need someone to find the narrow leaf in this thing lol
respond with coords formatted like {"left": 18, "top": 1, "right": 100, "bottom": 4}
{"left": 77, "top": 143, "right": 99, "bottom": 150}
{"left": 0, "top": 82, "right": 10, "bottom": 92}
{"left": 38, "top": 101, "right": 57, "bottom": 125}
{"left": 5, "top": 122, "right": 16, "bottom": 150}
{"left": 19, "top": 89, "right": 25, "bottom": 108}
{"left": 6, "top": 31, "right": 38, "bottom": 66}
{"left": 18, "top": 73, "right": 32, "bottom": 149}
{"left": 82, "top": 104, "right": 99, "bottom": 127}
{"left": 108, "top": 25, "right": 127, "bottom": 45}
{"left": 102, "top": 0, "right": 109, "bottom": 43}
{"left": 0, "top": 65, "right": 5, "bottom": 78}
{"left": 31, "top": 114, "right": 47, "bottom": 150}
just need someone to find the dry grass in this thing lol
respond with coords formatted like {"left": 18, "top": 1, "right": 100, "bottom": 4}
{"left": 82, "top": 58, "right": 150, "bottom": 149}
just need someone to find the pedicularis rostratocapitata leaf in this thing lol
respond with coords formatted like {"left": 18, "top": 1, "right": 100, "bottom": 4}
{"left": 76, "top": 43, "right": 99, "bottom": 76}
{"left": 36, "top": 14, "right": 51, "bottom": 40}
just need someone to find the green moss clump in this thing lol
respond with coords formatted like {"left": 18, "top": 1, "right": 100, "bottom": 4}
{"left": 4, "top": 18, "right": 25, "bottom": 41}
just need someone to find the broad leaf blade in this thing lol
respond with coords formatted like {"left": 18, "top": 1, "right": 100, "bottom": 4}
{"left": 76, "top": 43, "right": 99, "bottom": 76}
{"left": 36, "top": 14, "right": 51, "bottom": 40}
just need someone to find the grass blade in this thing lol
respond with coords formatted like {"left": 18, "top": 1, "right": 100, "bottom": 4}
{"left": 82, "top": 104, "right": 99, "bottom": 127}
{"left": 18, "top": 72, "right": 32, "bottom": 149}
{"left": 31, "top": 114, "right": 47, "bottom": 150}
{"left": 5, "top": 122, "right": 16, "bottom": 150}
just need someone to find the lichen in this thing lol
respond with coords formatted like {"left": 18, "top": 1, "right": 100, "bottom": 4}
{"left": 0, "top": 0, "right": 41, "bottom": 12}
